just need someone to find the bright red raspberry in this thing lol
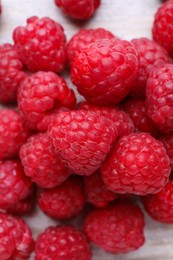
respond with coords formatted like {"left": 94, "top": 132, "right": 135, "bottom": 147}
{"left": 101, "top": 133, "right": 170, "bottom": 195}
{"left": 142, "top": 181, "right": 173, "bottom": 223}
{"left": 35, "top": 225, "right": 91, "bottom": 260}
{"left": 71, "top": 39, "right": 139, "bottom": 105}
{"left": 130, "top": 38, "right": 171, "bottom": 97}
{"left": 84, "top": 202, "right": 145, "bottom": 253}
{"left": 55, "top": 0, "right": 100, "bottom": 20}
{"left": 159, "top": 134, "right": 173, "bottom": 170}
{"left": 13, "top": 16, "right": 67, "bottom": 73}
{"left": 0, "top": 44, "right": 27, "bottom": 104}
{"left": 0, "top": 212, "right": 34, "bottom": 259}
{"left": 146, "top": 64, "right": 173, "bottom": 133}
{"left": 20, "top": 132, "right": 70, "bottom": 188}
{"left": 0, "top": 109, "right": 30, "bottom": 160}
{"left": 18, "top": 71, "right": 76, "bottom": 130}
{"left": 67, "top": 28, "right": 116, "bottom": 67}
{"left": 48, "top": 110, "right": 117, "bottom": 176}
{"left": 0, "top": 160, "right": 32, "bottom": 210}
{"left": 38, "top": 176, "right": 85, "bottom": 220}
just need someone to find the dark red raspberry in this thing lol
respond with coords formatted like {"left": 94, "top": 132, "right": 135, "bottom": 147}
{"left": 20, "top": 132, "right": 70, "bottom": 188}
{"left": 38, "top": 176, "right": 85, "bottom": 220}
{"left": 71, "top": 39, "right": 139, "bottom": 105}
{"left": 18, "top": 71, "right": 76, "bottom": 130}
{"left": 55, "top": 0, "right": 100, "bottom": 20}
{"left": 0, "top": 212, "right": 34, "bottom": 259}
{"left": 146, "top": 64, "right": 173, "bottom": 133}
{"left": 0, "top": 109, "right": 30, "bottom": 160}
{"left": 67, "top": 28, "right": 116, "bottom": 67}
{"left": 142, "top": 181, "right": 173, "bottom": 223}
{"left": 13, "top": 16, "right": 67, "bottom": 73}
{"left": 0, "top": 160, "right": 32, "bottom": 210}
{"left": 35, "top": 225, "right": 91, "bottom": 260}
{"left": 159, "top": 134, "right": 173, "bottom": 170}
{"left": 84, "top": 202, "right": 145, "bottom": 253}
{"left": 48, "top": 110, "right": 117, "bottom": 176}
{"left": 130, "top": 37, "right": 171, "bottom": 97}
{"left": 0, "top": 44, "right": 27, "bottom": 104}
{"left": 101, "top": 133, "right": 170, "bottom": 195}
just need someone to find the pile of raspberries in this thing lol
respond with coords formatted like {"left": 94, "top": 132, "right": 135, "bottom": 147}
{"left": 0, "top": 0, "right": 173, "bottom": 259}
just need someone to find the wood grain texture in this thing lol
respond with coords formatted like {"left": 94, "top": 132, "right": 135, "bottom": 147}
{"left": 1, "top": 0, "right": 173, "bottom": 259}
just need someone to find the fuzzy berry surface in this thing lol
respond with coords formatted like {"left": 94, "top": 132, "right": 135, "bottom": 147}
{"left": 38, "top": 176, "right": 85, "bottom": 220}
{"left": 71, "top": 39, "right": 139, "bottom": 105}
{"left": 130, "top": 37, "right": 171, "bottom": 97}
{"left": 159, "top": 134, "right": 173, "bottom": 170}
{"left": 48, "top": 110, "right": 117, "bottom": 176}
{"left": 101, "top": 133, "right": 170, "bottom": 195}
{"left": 20, "top": 132, "right": 70, "bottom": 188}
{"left": 0, "top": 109, "right": 30, "bottom": 160}
{"left": 13, "top": 16, "right": 67, "bottom": 73}
{"left": 35, "top": 225, "right": 91, "bottom": 260}
{"left": 18, "top": 71, "right": 76, "bottom": 130}
{"left": 84, "top": 202, "right": 145, "bottom": 253}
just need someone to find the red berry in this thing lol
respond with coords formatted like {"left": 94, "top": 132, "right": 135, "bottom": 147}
{"left": 48, "top": 110, "right": 117, "bottom": 176}
{"left": 35, "top": 225, "right": 91, "bottom": 260}
{"left": 13, "top": 16, "right": 67, "bottom": 73}
{"left": 20, "top": 132, "right": 70, "bottom": 188}
{"left": 130, "top": 37, "right": 171, "bottom": 97}
{"left": 159, "top": 134, "right": 173, "bottom": 170}
{"left": 84, "top": 202, "right": 145, "bottom": 253}
{"left": 101, "top": 133, "right": 170, "bottom": 195}
{"left": 18, "top": 71, "right": 76, "bottom": 130}
{"left": 38, "top": 176, "right": 85, "bottom": 220}
{"left": 0, "top": 109, "right": 30, "bottom": 160}
{"left": 71, "top": 39, "right": 139, "bottom": 105}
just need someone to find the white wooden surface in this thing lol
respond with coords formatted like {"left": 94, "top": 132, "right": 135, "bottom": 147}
{"left": 1, "top": 0, "right": 173, "bottom": 259}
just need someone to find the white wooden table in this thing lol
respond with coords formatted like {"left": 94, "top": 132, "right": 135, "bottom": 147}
{"left": 1, "top": 0, "right": 173, "bottom": 259}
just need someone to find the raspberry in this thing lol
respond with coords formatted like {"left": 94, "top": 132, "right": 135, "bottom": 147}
{"left": 130, "top": 38, "right": 171, "bottom": 97}
{"left": 35, "top": 225, "right": 91, "bottom": 260}
{"left": 159, "top": 134, "right": 173, "bottom": 170}
{"left": 142, "top": 181, "right": 173, "bottom": 223}
{"left": 13, "top": 16, "right": 67, "bottom": 73}
{"left": 0, "top": 44, "right": 27, "bottom": 104}
{"left": 20, "top": 132, "right": 70, "bottom": 188}
{"left": 48, "top": 110, "right": 117, "bottom": 176}
{"left": 0, "top": 109, "right": 30, "bottom": 160}
{"left": 0, "top": 160, "right": 32, "bottom": 210}
{"left": 101, "top": 133, "right": 170, "bottom": 195}
{"left": 38, "top": 176, "right": 85, "bottom": 220}
{"left": 67, "top": 28, "right": 116, "bottom": 67}
{"left": 18, "top": 71, "right": 76, "bottom": 130}
{"left": 71, "top": 39, "right": 139, "bottom": 105}
{"left": 55, "top": 0, "right": 100, "bottom": 20}
{"left": 146, "top": 64, "right": 173, "bottom": 133}
{"left": 84, "top": 170, "right": 117, "bottom": 208}
{"left": 0, "top": 212, "right": 34, "bottom": 259}
{"left": 84, "top": 202, "right": 145, "bottom": 253}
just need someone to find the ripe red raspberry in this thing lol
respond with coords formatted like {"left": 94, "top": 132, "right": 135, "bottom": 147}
{"left": 55, "top": 0, "right": 100, "bottom": 20}
{"left": 13, "top": 16, "right": 67, "bottom": 73}
{"left": 146, "top": 64, "right": 173, "bottom": 133}
{"left": 71, "top": 39, "right": 139, "bottom": 105}
{"left": 18, "top": 71, "right": 76, "bottom": 130}
{"left": 0, "top": 109, "right": 30, "bottom": 160}
{"left": 130, "top": 38, "right": 171, "bottom": 97}
{"left": 84, "top": 202, "right": 145, "bottom": 253}
{"left": 38, "top": 176, "right": 85, "bottom": 220}
{"left": 159, "top": 134, "right": 173, "bottom": 170}
{"left": 67, "top": 28, "right": 116, "bottom": 67}
{"left": 0, "top": 160, "right": 32, "bottom": 210}
{"left": 142, "top": 181, "right": 173, "bottom": 223}
{"left": 35, "top": 225, "right": 91, "bottom": 260}
{"left": 48, "top": 110, "right": 117, "bottom": 176}
{"left": 0, "top": 212, "right": 34, "bottom": 259}
{"left": 0, "top": 44, "right": 27, "bottom": 104}
{"left": 20, "top": 132, "right": 70, "bottom": 188}
{"left": 101, "top": 133, "right": 170, "bottom": 195}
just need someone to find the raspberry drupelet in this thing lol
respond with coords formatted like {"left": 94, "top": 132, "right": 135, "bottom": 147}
{"left": 159, "top": 134, "right": 173, "bottom": 170}
{"left": 13, "top": 16, "right": 67, "bottom": 73}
